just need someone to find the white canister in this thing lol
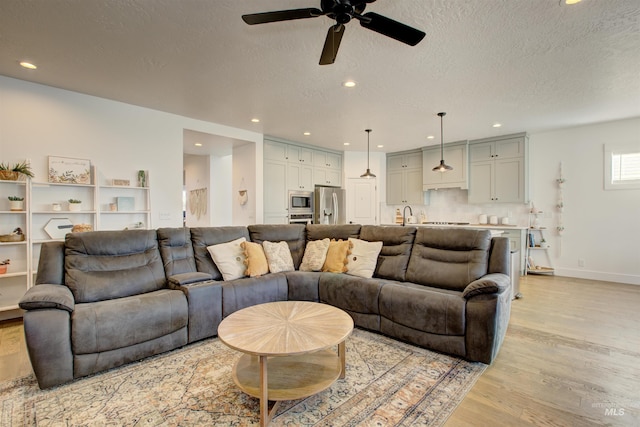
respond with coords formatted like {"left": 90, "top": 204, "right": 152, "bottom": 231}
{"left": 478, "top": 214, "right": 488, "bottom": 224}
{"left": 501, "top": 217, "right": 510, "bottom": 225}
{"left": 489, "top": 215, "right": 498, "bottom": 225}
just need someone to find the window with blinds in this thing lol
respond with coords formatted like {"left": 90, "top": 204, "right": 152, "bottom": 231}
{"left": 605, "top": 144, "right": 640, "bottom": 190}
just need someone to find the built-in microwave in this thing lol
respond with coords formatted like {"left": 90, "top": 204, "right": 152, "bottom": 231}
{"left": 288, "top": 190, "right": 313, "bottom": 213}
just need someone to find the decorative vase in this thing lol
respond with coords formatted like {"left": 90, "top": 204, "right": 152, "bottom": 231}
{"left": 0, "top": 265, "right": 7, "bottom": 274}
{"left": 69, "top": 202, "right": 82, "bottom": 212}
{"left": 9, "top": 200, "right": 24, "bottom": 211}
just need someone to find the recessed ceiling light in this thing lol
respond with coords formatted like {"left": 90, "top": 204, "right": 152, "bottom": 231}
{"left": 377, "top": 145, "right": 384, "bottom": 148}
{"left": 303, "top": 132, "right": 311, "bottom": 136}
{"left": 251, "top": 118, "right": 260, "bottom": 123}
{"left": 492, "top": 123, "right": 502, "bottom": 128}
{"left": 19, "top": 61, "right": 37, "bottom": 70}
{"left": 194, "top": 143, "right": 202, "bottom": 147}
{"left": 565, "top": 0, "right": 581, "bottom": 4}
{"left": 343, "top": 81, "right": 356, "bottom": 88}
{"left": 343, "top": 142, "right": 350, "bottom": 146}
{"left": 427, "top": 135, "right": 435, "bottom": 139}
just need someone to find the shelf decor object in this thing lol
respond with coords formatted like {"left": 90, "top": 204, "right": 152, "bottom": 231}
{"left": 0, "top": 259, "right": 9, "bottom": 274}
{"left": 556, "top": 162, "right": 565, "bottom": 253}
{"left": 44, "top": 218, "right": 74, "bottom": 239}
{"left": 116, "top": 196, "right": 135, "bottom": 211}
{"left": 48, "top": 156, "right": 91, "bottom": 184}
{"left": 0, "top": 160, "right": 34, "bottom": 181}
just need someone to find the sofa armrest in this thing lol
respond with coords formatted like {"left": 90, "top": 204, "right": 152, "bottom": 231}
{"left": 19, "top": 284, "right": 75, "bottom": 312}
{"left": 168, "top": 272, "right": 213, "bottom": 287}
{"left": 462, "top": 273, "right": 510, "bottom": 299}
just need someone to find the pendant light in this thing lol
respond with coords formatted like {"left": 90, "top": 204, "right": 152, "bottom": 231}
{"left": 360, "top": 129, "right": 376, "bottom": 178}
{"left": 432, "top": 112, "right": 453, "bottom": 172}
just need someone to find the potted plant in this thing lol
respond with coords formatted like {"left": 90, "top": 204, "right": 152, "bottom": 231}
{"left": 8, "top": 196, "right": 25, "bottom": 211}
{"left": 0, "top": 259, "right": 9, "bottom": 274}
{"left": 539, "top": 238, "right": 549, "bottom": 249}
{"left": 68, "top": 198, "right": 82, "bottom": 211}
{"left": 0, "top": 161, "right": 35, "bottom": 181}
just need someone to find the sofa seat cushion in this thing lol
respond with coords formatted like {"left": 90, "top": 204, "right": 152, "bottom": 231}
{"left": 379, "top": 282, "right": 466, "bottom": 336}
{"left": 190, "top": 227, "right": 251, "bottom": 280}
{"left": 405, "top": 228, "right": 491, "bottom": 292}
{"left": 359, "top": 225, "right": 417, "bottom": 282}
{"left": 65, "top": 229, "right": 166, "bottom": 303}
{"left": 72, "top": 289, "right": 188, "bottom": 355}
{"left": 221, "top": 273, "right": 288, "bottom": 317}
{"left": 248, "top": 224, "right": 306, "bottom": 269}
{"left": 319, "top": 273, "right": 383, "bottom": 315}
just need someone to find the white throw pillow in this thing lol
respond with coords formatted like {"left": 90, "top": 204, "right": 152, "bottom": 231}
{"left": 262, "top": 241, "right": 295, "bottom": 273}
{"left": 346, "top": 238, "right": 383, "bottom": 279}
{"left": 299, "top": 238, "right": 331, "bottom": 272}
{"left": 206, "top": 237, "right": 247, "bottom": 281}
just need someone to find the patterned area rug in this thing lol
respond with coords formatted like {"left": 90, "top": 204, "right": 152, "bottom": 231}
{"left": 0, "top": 329, "right": 485, "bottom": 426}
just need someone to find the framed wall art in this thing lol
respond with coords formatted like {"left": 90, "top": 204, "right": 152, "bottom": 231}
{"left": 48, "top": 156, "right": 92, "bottom": 184}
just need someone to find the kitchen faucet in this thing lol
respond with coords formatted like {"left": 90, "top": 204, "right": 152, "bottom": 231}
{"left": 402, "top": 205, "right": 413, "bottom": 226}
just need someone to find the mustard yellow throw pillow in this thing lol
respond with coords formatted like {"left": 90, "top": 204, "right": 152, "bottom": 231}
{"left": 322, "top": 239, "right": 352, "bottom": 273}
{"left": 241, "top": 241, "right": 269, "bottom": 277}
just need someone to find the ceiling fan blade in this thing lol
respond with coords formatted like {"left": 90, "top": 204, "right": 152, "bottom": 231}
{"left": 359, "top": 12, "right": 425, "bottom": 46}
{"left": 320, "top": 24, "right": 345, "bottom": 65}
{"left": 242, "top": 8, "right": 323, "bottom": 25}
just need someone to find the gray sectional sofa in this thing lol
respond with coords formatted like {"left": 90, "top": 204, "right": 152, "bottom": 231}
{"left": 19, "top": 224, "right": 512, "bottom": 389}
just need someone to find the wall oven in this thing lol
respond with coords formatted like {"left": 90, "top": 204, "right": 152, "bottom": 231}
{"left": 288, "top": 191, "right": 314, "bottom": 224}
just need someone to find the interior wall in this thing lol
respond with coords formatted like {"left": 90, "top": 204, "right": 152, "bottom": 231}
{"left": 0, "top": 75, "right": 264, "bottom": 228}
{"left": 183, "top": 154, "right": 210, "bottom": 227}
{"left": 528, "top": 117, "right": 640, "bottom": 284}
{"left": 210, "top": 155, "right": 232, "bottom": 225}
{"left": 233, "top": 143, "right": 257, "bottom": 225}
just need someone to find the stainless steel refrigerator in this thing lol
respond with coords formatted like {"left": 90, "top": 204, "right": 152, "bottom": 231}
{"left": 314, "top": 186, "right": 346, "bottom": 225}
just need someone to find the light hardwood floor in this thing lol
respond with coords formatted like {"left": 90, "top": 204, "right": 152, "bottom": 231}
{"left": 1, "top": 275, "right": 639, "bottom": 426}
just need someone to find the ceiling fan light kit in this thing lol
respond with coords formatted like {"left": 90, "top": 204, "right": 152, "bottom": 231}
{"left": 360, "top": 129, "right": 376, "bottom": 178}
{"left": 242, "top": 0, "right": 426, "bottom": 65}
{"left": 433, "top": 112, "right": 453, "bottom": 173}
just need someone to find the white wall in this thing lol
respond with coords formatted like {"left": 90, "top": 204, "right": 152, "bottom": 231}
{"left": 529, "top": 117, "right": 640, "bottom": 284}
{"left": 0, "top": 75, "right": 263, "bottom": 228}
{"left": 183, "top": 154, "right": 210, "bottom": 227}
{"left": 233, "top": 143, "right": 257, "bottom": 225}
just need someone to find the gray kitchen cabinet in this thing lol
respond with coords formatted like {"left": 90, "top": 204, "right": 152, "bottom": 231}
{"left": 264, "top": 159, "right": 288, "bottom": 222}
{"left": 386, "top": 150, "right": 424, "bottom": 205}
{"left": 264, "top": 140, "right": 287, "bottom": 161}
{"left": 468, "top": 133, "right": 528, "bottom": 203}
{"left": 313, "top": 150, "right": 341, "bottom": 170}
{"left": 287, "top": 145, "right": 313, "bottom": 164}
{"left": 422, "top": 140, "right": 469, "bottom": 190}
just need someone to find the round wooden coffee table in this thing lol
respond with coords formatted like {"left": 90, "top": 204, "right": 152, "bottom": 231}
{"left": 217, "top": 301, "right": 354, "bottom": 426}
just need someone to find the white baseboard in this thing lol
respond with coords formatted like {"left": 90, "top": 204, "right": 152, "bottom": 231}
{"left": 556, "top": 268, "right": 640, "bottom": 286}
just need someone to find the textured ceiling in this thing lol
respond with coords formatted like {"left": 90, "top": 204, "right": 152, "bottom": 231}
{"left": 1, "top": 0, "right": 639, "bottom": 153}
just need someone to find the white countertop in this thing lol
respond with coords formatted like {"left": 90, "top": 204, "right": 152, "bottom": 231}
{"left": 382, "top": 223, "right": 527, "bottom": 230}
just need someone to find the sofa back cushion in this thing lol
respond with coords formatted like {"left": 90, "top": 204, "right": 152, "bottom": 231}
{"left": 359, "top": 225, "right": 417, "bottom": 281}
{"left": 64, "top": 230, "right": 166, "bottom": 303}
{"left": 248, "top": 224, "right": 306, "bottom": 269}
{"left": 190, "top": 226, "right": 250, "bottom": 280}
{"left": 306, "top": 224, "right": 361, "bottom": 241}
{"left": 406, "top": 228, "right": 491, "bottom": 292}
{"left": 157, "top": 227, "right": 197, "bottom": 277}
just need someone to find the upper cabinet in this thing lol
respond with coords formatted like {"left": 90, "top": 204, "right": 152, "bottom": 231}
{"left": 422, "top": 140, "right": 469, "bottom": 190}
{"left": 386, "top": 150, "right": 425, "bottom": 205}
{"left": 468, "top": 133, "right": 529, "bottom": 204}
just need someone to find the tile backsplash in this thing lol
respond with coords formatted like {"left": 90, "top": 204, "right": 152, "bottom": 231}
{"left": 381, "top": 188, "right": 530, "bottom": 226}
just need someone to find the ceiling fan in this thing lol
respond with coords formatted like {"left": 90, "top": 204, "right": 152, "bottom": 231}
{"left": 242, "top": 0, "right": 426, "bottom": 65}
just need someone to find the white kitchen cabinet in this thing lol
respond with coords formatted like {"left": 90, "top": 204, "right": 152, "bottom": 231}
{"left": 313, "top": 167, "right": 341, "bottom": 187}
{"left": 263, "top": 138, "right": 343, "bottom": 223}
{"left": 422, "top": 140, "right": 468, "bottom": 190}
{"left": 468, "top": 133, "right": 528, "bottom": 203}
{"left": 287, "top": 163, "right": 313, "bottom": 191}
{"left": 286, "top": 145, "right": 313, "bottom": 164}
{"left": 386, "top": 150, "right": 425, "bottom": 205}
{"left": 264, "top": 159, "right": 288, "bottom": 223}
